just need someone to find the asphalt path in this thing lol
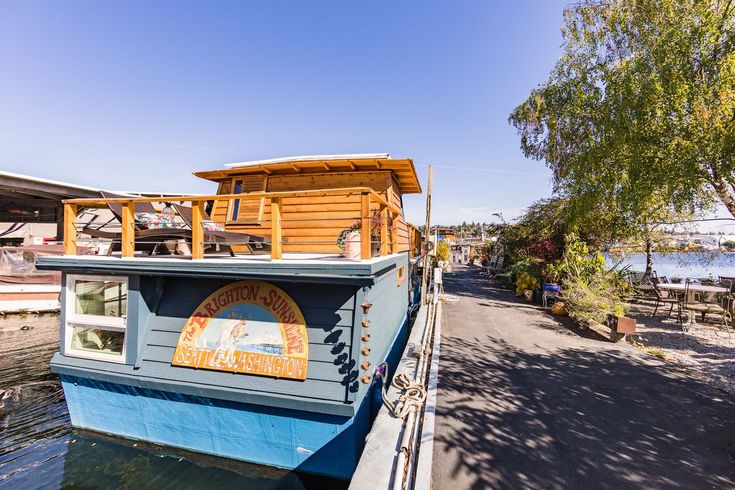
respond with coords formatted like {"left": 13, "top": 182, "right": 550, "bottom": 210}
{"left": 431, "top": 265, "right": 735, "bottom": 489}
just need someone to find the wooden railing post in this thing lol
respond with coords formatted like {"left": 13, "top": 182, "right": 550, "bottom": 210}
{"left": 63, "top": 203, "right": 77, "bottom": 255}
{"left": 361, "top": 192, "right": 371, "bottom": 259}
{"left": 389, "top": 212, "right": 398, "bottom": 254}
{"left": 271, "top": 197, "right": 283, "bottom": 259}
{"left": 191, "top": 200, "right": 205, "bottom": 259}
{"left": 121, "top": 201, "right": 135, "bottom": 257}
{"left": 380, "top": 205, "right": 388, "bottom": 256}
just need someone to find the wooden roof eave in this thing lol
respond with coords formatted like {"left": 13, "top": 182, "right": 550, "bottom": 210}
{"left": 193, "top": 158, "right": 422, "bottom": 194}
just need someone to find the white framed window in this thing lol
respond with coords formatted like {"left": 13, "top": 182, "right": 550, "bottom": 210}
{"left": 64, "top": 274, "right": 128, "bottom": 363}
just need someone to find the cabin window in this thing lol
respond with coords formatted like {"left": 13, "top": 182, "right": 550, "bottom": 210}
{"left": 227, "top": 175, "right": 267, "bottom": 225}
{"left": 64, "top": 275, "right": 128, "bottom": 362}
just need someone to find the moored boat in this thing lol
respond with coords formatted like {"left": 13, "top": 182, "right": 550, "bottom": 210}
{"left": 38, "top": 154, "right": 422, "bottom": 479}
{"left": 0, "top": 245, "right": 67, "bottom": 314}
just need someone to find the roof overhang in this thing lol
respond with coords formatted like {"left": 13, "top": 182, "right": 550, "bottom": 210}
{"left": 194, "top": 154, "right": 422, "bottom": 194}
{"left": 0, "top": 171, "right": 102, "bottom": 201}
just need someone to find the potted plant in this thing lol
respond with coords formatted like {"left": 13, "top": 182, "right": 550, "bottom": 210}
{"left": 515, "top": 271, "right": 539, "bottom": 301}
{"left": 337, "top": 221, "right": 361, "bottom": 260}
{"left": 542, "top": 261, "right": 563, "bottom": 293}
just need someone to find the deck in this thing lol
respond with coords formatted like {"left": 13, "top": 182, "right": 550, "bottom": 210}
{"left": 37, "top": 252, "right": 406, "bottom": 286}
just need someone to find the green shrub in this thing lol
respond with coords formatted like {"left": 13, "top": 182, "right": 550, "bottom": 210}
{"left": 436, "top": 239, "right": 450, "bottom": 262}
{"left": 557, "top": 233, "right": 631, "bottom": 325}
{"left": 561, "top": 270, "right": 629, "bottom": 324}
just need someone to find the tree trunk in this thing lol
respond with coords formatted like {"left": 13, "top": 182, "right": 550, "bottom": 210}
{"left": 709, "top": 168, "right": 735, "bottom": 218}
{"left": 644, "top": 235, "right": 653, "bottom": 278}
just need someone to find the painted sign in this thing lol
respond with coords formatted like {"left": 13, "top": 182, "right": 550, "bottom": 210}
{"left": 172, "top": 280, "right": 308, "bottom": 380}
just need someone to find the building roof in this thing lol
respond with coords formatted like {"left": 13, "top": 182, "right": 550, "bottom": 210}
{"left": 0, "top": 171, "right": 195, "bottom": 202}
{"left": 194, "top": 154, "right": 422, "bottom": 194}
{"left": 0, "top": 171, "right": 102, "bottom": 200}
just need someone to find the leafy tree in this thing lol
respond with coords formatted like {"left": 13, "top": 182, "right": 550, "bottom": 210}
{"left": 509, "top": 0, "right": 730, "bottom": 251}
{"left": 436, "top": 239, "right": 451, "bottom": 262}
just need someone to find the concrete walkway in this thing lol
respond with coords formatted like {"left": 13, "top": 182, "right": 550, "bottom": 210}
{"left": 431, "top": 265, "right": 735, "bottom": 489}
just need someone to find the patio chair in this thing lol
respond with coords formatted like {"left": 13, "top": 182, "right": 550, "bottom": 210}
{"left": 82, "top": 192, "right": 192, "bottom": 255}
{"left": 173, "top": 204, "right": 271, "bottom": 255}
{"left": 81, "top": 192, "right": 264, "bottom": 256}
{"left": 681, "top": 278, "right": 732, "bottom": 329}
{"left": 480, "top": 255, "right": 498, "bottom": 276}
{"left": 719, "top": 276, "right": 735, "bottom": 294}
{"left": 486, "top": 256, "right": 505, "bottom": 278}
{"left": 650, "top": 278, "right": 679, "bottom": 318}
{"left": 628, "top": 271, "right": 655, "bottom": 299}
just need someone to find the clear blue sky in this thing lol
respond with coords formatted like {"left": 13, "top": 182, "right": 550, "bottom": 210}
{"left": 0, "top": 0, "right": 570, "bottom": 225}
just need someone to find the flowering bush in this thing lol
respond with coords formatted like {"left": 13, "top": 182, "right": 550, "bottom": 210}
{"left": 520, "top": 240, "right": 558, "bottom": 262}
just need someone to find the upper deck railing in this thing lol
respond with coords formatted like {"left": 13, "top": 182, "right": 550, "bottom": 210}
{"left": 62, "top": 187, "right": 408, "bottom": 260}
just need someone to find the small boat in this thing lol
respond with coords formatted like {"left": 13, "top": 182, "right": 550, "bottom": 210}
{"left": 38, "top": 154, "right": 422, "bottom": 479}
{"left": 0, "top": 245, "right": 66, "bottom": 314}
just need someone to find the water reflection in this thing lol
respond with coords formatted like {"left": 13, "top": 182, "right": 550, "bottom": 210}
{"left": 0, "top": 316, "right": 347, "bottom": 490}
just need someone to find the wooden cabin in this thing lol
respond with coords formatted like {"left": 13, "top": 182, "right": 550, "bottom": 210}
{"left": 196, "top": 154, "right": 421, "bottom": 256}
{"left": 62, "top": 154, "right": 422, "bottom": 261}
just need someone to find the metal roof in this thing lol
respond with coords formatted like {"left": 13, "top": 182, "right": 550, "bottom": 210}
{"left": 0, "top": 171, "right": 195, "bottom": 201}
{"left": 0, "top": 171, "right": 102, "bottom": 200}
{"left": 224, "top": 153, "right": 391, "bottom": 168}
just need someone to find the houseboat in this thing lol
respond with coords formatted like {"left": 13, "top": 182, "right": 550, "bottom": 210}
{"left": 38, "top": 153, "right": 423, "bottom": 480}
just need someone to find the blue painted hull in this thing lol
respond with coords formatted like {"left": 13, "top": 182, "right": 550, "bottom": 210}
{"left": 58, "top": 313, "right": 410, "bottom": 480}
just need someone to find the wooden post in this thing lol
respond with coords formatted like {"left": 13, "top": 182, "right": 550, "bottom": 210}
{"left": 380, "top": 205, "right": 389, "bottom": 256}
{"left": 63, "top": 203, "right": 78, "bottom": 255}
{"left": 389, "top": 212, "right": 397, "bottom": 254}
{"left": 121, "top": 201, "right": 135, "bottom": 258}
{"left": 191, "top": 200, "right": 205, "bottom": 259}
{"left": 361, "top": 192, "right": 371, "bottom": 260}
{"left": 421, "top": 165, "right": 433, "bottom": 305}
{"left": 271, "top": 197, "right": 283, "bottom": 259}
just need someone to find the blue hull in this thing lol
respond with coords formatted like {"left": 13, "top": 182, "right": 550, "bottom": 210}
{"left": 58, "top": 313, "right": 410, "bottom": 480}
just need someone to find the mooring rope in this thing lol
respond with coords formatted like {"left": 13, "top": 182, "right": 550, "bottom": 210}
{"left": 378, "top": 363, "right": 427, "bottom": 419}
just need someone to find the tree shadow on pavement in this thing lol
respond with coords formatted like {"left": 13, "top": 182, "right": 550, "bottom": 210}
{"left": 443, "top": 268, "right": 608, "bottom": 342}
{"left": 433, "top": 335, "right": 735, "bottom": 489}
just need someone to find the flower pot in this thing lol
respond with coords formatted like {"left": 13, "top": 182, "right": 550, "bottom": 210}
{"left": 523, "top": 289, "right": 533, "bottom": 301}
{"left": 550, "top": 302, "right": 568, "bottom": 316}
{"left": 344, "top": 231, "right": 361, "bottom": 260}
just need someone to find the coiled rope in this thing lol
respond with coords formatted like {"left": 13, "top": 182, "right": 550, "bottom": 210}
{"left": 378, "top": 363, "right": 427, "bottom": 419}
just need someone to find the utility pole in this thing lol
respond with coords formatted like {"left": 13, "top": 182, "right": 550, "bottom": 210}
{"left": 420, "top": 165, "right": 433, "bottom": 306}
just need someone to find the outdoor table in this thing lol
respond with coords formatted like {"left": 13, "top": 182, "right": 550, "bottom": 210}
{"left": 657, "top": 283, "right": 729, "bottom": 294}
{"left": 657, "top": 283, "right": 730, "bottom": 325}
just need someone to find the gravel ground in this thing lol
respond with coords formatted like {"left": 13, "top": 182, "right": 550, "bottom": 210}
{"left": 627, "top": 299, "right": 735, "bottom": 394}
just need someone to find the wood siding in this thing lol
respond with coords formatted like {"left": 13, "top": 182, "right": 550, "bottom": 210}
{"left": 50, "top": 254, "right": 411, "bottom": 415}
{"left": 211, "top": 171, "right": 404, "bottom": 254}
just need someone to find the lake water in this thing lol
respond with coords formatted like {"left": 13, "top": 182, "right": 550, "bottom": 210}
{"left": 609, "top": 252, "right": 735, "bottom": 279}
{"left": 0, "top": 315, "right": 347, "bottom": 490}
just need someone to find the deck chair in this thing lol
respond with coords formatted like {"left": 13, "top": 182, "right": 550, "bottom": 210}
{"left": 81, "top": 192, "right": 191, "bottom": 255}
{"left": 81, "top": 192, "right": 262, "bottom": 256}
{"left": 681, "top": 278, "right": 733, "bottom": 331}
{"left": 173, "top": 204, "right": 271, "bottom": 255}
{"left": 480, "top": 255, "right": 498, "bottom": 276}
{"left": 486, "top": 256, "right": 505, "bottom": 278}
{"left": 650, "top": 276, "right": 679, "bottom": 318}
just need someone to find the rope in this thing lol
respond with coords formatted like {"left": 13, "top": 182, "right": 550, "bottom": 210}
{"left": 378, "top": 363, "right": 427, "bottom": 419}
